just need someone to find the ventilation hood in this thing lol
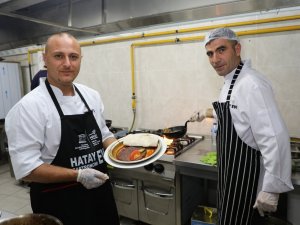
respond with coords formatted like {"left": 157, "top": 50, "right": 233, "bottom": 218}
{"left": 0, "top": 0, "right": 300, "bottom": 52}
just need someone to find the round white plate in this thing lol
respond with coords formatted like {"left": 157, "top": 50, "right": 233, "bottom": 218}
{"left": 108, "top": 134, "right": 161, "bottom": 164}
{"left": 104, "top": 134, "right": 167, "bottom": 169}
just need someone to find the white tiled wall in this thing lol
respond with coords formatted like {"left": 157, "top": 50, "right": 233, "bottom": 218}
{"left": 4, "top": 7, "right": 299, "bottom": 137}
{"left": 74, "top": 8, "right": 300, "bottom": 137}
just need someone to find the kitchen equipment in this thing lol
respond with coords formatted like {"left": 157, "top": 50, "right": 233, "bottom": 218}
{"left": 161, "top": 120, "right": 190, "bottom": 139}
{"left": 108, "top": 129, "right": 204, "bottom": 225}
{"left": 105, "top": 119, "right": 112, "bottom": 128}
{"left": 291, "top": 137, "right": 300, "bottom": 171}
{"left": 109, "top": 126, "right": 128, "bottom": 139}
{"left": 0, "top": 214, "right": 63, "bottom": 225}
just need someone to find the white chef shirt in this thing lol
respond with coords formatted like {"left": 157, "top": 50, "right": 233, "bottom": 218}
{"left": 218, "top": 59, "right": 293, "bottom": 193}
{"left": 5, "top": 79, "right": 114, "bottom": 180}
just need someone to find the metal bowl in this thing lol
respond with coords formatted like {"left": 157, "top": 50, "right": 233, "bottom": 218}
{"left": 0, "top": 214, "right": 63, "bottom": 225}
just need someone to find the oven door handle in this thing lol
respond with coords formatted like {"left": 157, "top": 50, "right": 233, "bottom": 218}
{"left": 112, "top": 181, "right": 136, "bottom": 190}
{"left": 143, "top": 188, "right": 173, "bottom": 215}
{"left": 143, "top": 187, "right": 173, "bottom": 199}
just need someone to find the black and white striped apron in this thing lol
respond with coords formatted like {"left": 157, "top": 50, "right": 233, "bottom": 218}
{"left": 212, "top": 62, "right": 261, "bottom": 225}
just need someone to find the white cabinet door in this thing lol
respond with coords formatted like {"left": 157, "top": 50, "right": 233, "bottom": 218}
{"left": 6, "top": 63, "right": 22, "bottom": 113}
{"left": 0, "top": 62, "right": 22, "bottom": 119}
{"left": 0, "top": 63, "right": 9, "bottom": 119}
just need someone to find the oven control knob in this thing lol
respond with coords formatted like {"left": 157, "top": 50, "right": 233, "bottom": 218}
{"left": 154, "top": 164, "right": 164, "bottom": 173}
{"left": 144, "top": 163, "right": 154, "bottom": 171}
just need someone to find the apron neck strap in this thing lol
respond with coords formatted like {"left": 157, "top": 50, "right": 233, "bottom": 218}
{"left": 74, "top": 85, "right": 91, "bottom": 111}
{"left": 226, "top": 61, "right": 244, "bottom": 102}
{"left": 45, "top": 79, "right": 91, "bottom": 118}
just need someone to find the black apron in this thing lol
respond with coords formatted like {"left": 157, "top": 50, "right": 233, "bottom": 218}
{"left": 212, "top": 62, "right": 261, "bottom": 225}
{"left": 30, "top": 79, "right": 119, "bottom": 225}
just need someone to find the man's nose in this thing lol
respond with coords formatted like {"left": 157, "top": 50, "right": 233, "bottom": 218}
{"left": 62, "top": 56, "right": 71, "bottom": 66}
{"left": 211, "top": 53, "right": 220, "bottom": 64}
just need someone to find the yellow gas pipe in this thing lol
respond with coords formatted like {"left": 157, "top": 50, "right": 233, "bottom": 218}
{"left": 129, "top": 45, "right": 137, "bottom": 132}
{"left": 25, "top": 15, "right": 300, "bottom": 130}
{"left": 129, "top": 24, "right": 300, "bottom": 129}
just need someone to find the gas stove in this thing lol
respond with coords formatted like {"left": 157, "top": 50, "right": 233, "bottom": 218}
{"left": 108, "top": 128, "right": 204, "bottom": 225}
{"left": 109, "top": 126, "right": 128, "bottom": 139}
{"left": 120, "top": 128, "right": 204, "bottom": 159}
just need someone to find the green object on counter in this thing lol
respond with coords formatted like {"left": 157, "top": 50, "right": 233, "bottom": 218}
{"left": 200, "top": 151, "right": 217, "bottom": 166}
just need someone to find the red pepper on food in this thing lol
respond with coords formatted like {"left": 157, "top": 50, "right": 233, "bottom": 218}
{"left": 129, "top": 149, "right": 142, "bottom": 161}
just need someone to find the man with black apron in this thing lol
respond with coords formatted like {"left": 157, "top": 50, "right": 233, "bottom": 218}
{"left": 5, "top": 33, "right": 119, "bottom": 225}
{"left": 204, "top": 28, "right": 293, "bottom": 225}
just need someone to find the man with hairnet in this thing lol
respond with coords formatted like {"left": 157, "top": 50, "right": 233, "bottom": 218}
{"left": 204, "top": 27, "right": 293, "bottom": 225}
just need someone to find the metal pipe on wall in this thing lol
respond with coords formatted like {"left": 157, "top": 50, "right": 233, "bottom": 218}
{"left": 129, "top": 24, "right": 300, "bottom": 130}
{"left": 26, "top": 15, "right": 300, "bottom": 130}
{"left": 27, "top": 14, "right": 300, "bottom": 55}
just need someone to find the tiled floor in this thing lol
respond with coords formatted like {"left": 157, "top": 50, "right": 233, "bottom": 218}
{"left": 0, "top": 160, "right": 142, "bottom": 224}
{"left": 0, "top": 162, "right": 32, "bottom": 217}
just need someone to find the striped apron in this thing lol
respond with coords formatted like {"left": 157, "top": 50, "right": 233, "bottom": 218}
{"left": 212, "top": 62, "right": 261, "bottom": 225}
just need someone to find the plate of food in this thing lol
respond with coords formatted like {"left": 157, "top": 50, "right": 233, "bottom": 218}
{"left": 104, "top": 133, "right": 167, "bottom": 168}
{"left": 108, "top": 137, "right": 161, "bottom": 164}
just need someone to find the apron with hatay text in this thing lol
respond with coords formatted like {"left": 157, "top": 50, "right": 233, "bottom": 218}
{"left": 30, "top": 79, "right": 119, "bottom": 225}
{"left": 212, "top": 62, "right": 261, "bottom": 225}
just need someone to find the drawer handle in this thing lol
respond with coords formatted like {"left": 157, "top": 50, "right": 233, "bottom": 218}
{"left": 112, "top": 181, "right": 135, "bottom": 190}
{"left": 143, "top": 188, "right": 173, "bottom": 216}
{"left": 144, "top": 188, "right": 173, "bottom": 199}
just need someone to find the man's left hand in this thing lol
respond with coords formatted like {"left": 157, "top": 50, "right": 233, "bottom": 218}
{"left": 253, "top": 191, "right": 279, "bottom": 216}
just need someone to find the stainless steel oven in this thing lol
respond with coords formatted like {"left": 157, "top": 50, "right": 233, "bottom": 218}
{"left": 108, "top": 128, "right": 203, "bottom": 225}
{"left": 109, "top": 159, "right": 176, "bottom": 225}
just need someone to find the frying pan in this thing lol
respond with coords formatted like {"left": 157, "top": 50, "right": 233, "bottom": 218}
{"left": 161, "top": 120, "right": 190, "bottom": 139}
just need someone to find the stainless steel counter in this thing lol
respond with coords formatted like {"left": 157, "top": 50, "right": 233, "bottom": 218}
{"left": 175, "top": 136, "right": 217, "bottom": 180}
{"left": 174, "top": 136, "right": 300, "bottom": 186}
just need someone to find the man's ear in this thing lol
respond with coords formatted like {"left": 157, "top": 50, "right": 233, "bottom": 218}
{"left": 235, "top": 43, "right": 241, "bottom": 56}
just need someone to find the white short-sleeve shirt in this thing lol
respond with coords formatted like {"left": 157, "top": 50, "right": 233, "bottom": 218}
{"left": 5, "top": 79, "right": 114, "bottom": 180}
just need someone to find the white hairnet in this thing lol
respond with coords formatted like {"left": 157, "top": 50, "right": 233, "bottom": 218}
{"left": 204, "top": 27, "right": 239, "bottom": 46}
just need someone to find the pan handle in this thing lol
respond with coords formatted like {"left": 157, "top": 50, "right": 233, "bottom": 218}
{"left": 184, "top": 120, "right": 190, "bottom": 128}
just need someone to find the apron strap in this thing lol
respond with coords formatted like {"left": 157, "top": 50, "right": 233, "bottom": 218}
{"left": 226, "top": 61, "right": 244, "bottom": 102}
{"left": 74, "top": 86, "right": 91, "bottom": 111}
{"left": 45, "top": 79, "right": 64, "bottom": 117}
{"left": 45, "top": 79, "right": 92, "bottom": 118}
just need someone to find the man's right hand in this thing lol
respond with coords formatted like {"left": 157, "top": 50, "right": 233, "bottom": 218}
{"left": 77, "top": 168, "right": 109, "bottom": 189}
{"left": 189, "top": 108, "right": 213, "bottom": 122}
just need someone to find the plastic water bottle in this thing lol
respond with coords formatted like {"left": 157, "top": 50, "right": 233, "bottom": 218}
{"left": 211, "top": 122, "right": 217, "bottom": 146}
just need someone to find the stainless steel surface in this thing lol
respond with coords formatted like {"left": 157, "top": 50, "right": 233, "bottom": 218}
{"left": 0, "top": 214, "right": 63, "bottom": 225}
{"left": 175, "top": 137, "right": 300, "bottom": 185}
{"left": 109, "top": 133, "right": 204, "bottom": 225}
{"left": 174, "top": 136, "right": 300, "bottom": 224}
{"left": 109, "top": 161, "right": 176, "bottom": 225}
{"left": 174, "top": 137, "right": 218, "bottom": 225}
{"left": 1, "top": 0, "right": 300, "bottom": 52}
{"left": 175, "top": 136, "right": 217, "bottom": 180}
